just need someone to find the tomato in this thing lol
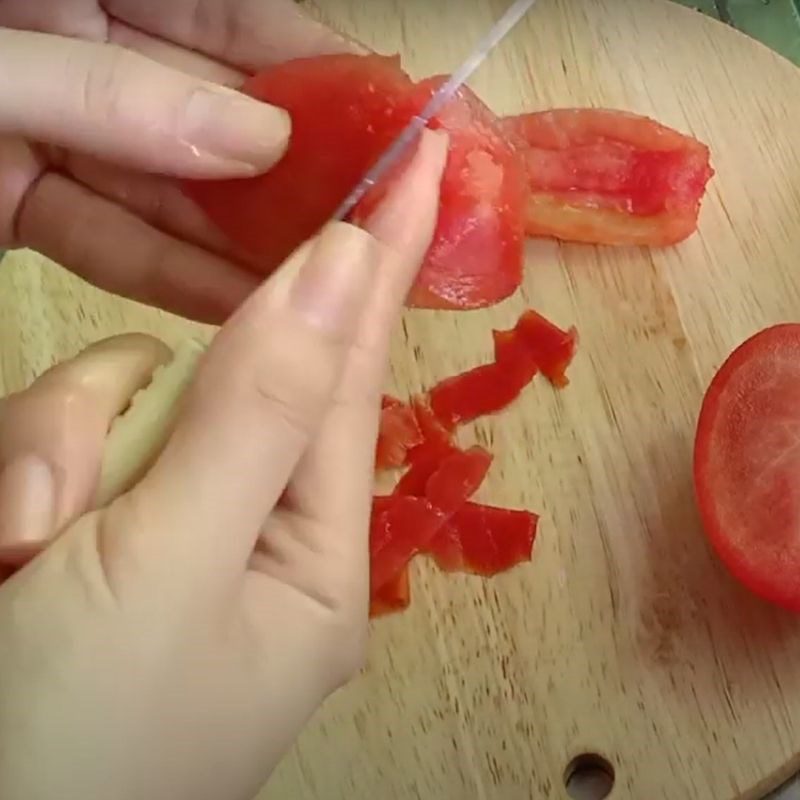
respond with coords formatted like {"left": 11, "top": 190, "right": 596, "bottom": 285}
{"left": 182, "top": 53, "right": 526, "bottom": 310}
{"left": 501, "top": 108, "right": 714, "bottom": 246}
{"left": 427, "top": 503, "right": 539, "bottom": 575}
{"left": 494, "top": 309, "right": 579, "bottom": 388}
{"left": 376, "top": 396, "right": 423, "bottom": 470}
{"left": 369, "top": 496, "right": 447, "bottom": 594}
{"left": 369, "top": 566, "right": 411, "bottom": 618}
{"left": 693, "top": 324, "right": 800, "bottom": 611}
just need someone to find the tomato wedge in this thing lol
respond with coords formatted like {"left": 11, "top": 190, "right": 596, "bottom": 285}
{"left": 502, "top": 108, "right": 714, "bottom": 246}
{"left": 427, "top": 503, "right": 539, "bottom": 575}
{"left": 182, "top": 53, "right": 526, "bottom": 310}
{"left": 694, "top": 324, "right": 800, "bottom": 611}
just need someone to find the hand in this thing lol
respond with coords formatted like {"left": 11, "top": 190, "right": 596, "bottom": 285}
{"left": 0, "top": 130, "right": 448, "bottom": 800}
{"left": 0, "top": 0, "right": 364, "bottom": 323}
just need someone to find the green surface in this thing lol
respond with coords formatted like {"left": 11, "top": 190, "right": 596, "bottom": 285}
{"left": 674, "top": 0, "right": 800, "bottom": 64}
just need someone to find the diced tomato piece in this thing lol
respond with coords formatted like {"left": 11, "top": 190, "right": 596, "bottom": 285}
{"left": 376, "top": 395, "right": 423, "bottom": 470}
{"left": 428, "top": 359, "right": 535, "bottom": 429}
{"left": 694, "top": 324, "right": 800, "bottom": 612}
{"left": 427, "top": 502, "right": 539, "bottom": 575}
{"left": 370, "top": 495, "right": 447, "bottom": 594}
{"left": 424, "top": 445, "right": 493, "bottom": 514}
{"left": 183, "top": 53, "right": 526, "bottom": 311}
{"left": 502, "top": 108, "right": 714, "bottom": 246}
{"left": 369, "top": 566, "right": 411, "bottom": 618}
{"left": 494, "top": 310, "right": 578, "bottom": 388}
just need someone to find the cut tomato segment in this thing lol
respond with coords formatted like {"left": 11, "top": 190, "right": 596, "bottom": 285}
{"left": 376, "top": 396, "right": 423, "bottom": 470}
{"left": 494, "top": 310, "right": 579, "bottom": 388}
{"left": 369, "top": 566, "right": 411, "bottom": 618}
{"left": 424, "top": 445, "right": 493, "bottom": 514}
{"left": 427, "top": 503, "right": 539, "bottom": 575}
{"left": 183, "top": 53, "right": 526, "bottom": 311}
{"left": 693, "top": 324, "right": 800, "bottom": 612}
{"left": 502, "top": 108, "right": 714, "bottom": 246}
{"left": 370, "top": 495, "right": 447, "bottom": 594}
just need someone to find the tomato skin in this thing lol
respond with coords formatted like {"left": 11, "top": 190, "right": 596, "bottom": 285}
{"left": 502, "top": 108, "right": 714, "bottom": 246}
{"left": 375, "top": 396, "right": 423, "bottom": 470}
{"left": 182, "top": 53, "right": 526, "bottom": 311}
{"left": 693, "top": 324, "right": 800, "bottom": 611}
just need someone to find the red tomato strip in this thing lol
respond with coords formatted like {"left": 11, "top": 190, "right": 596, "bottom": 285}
{"left": 426, "top": 503, "right": 539, "bottom": 575}
{"left": 376, "top": 396, "right": 423, "bottom": 470}
{"left": 369, "top": 566, "right": 411, "bottom": 618}
{"left": 502, "top": 108, "right": 714, "bottom": 246}
{"left": 494, "top": 310, "right": 579, "bottom": 388}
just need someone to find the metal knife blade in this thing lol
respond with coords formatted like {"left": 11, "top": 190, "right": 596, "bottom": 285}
{"left": 330, "top": 0, "right": 538, "bottom": 222}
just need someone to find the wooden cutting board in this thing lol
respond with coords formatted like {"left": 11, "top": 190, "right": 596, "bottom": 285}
{"left": 3, "top": 0, "right": 800, "bottom": 797}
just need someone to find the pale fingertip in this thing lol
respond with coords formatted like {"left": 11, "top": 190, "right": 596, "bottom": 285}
{"left": 363, "top": 128, "right": 449, "bottom": 256}
{"left": 0, "top": 454, "right": 55, "bottom": 566}
{"left": 182, "top": 86, "right": 292, "bottom": 176}
{"left": 289, "top": 222, "right": 378, "bottom": 335}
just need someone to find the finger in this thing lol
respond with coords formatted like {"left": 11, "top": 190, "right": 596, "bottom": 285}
{"left": 0, "top": 334, "right": 171, "bottom": 565}
{"left": 104, "top": 0, "right": 367, "bottom": 73}
{"left": 17, "top": 172, "right": 259, "bottom": 324}
{"left": 263, "top": 132, "right": 448, "bottom": 601}
{"left": 55, "top": 152, "right": 248, "bottom": 264}
{"left": 115, "top": 221, "right": 379, "bottom": 589}
{"left": 0, "top": 28, "right": 290, "bottom": 179}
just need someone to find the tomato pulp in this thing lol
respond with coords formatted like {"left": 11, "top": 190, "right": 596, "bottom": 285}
{"left": 182, "top": 53, "right": 527, "bottom": 310}
{"left": 694, "top": 324, "right": 800, "bottom": 611}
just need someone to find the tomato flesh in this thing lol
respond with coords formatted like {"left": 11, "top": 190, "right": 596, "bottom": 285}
{"left": 694, "top": 324, "right": 800, "bottom": 611}
{"left": 182, "top": 53, "right": 526, "bottom": 310}
{"left": 502, "top": 108, "right": 714, "bottom": 246}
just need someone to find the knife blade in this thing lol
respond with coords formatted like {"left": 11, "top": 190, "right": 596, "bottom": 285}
{"left": 331, "top": 0, "right": 538, "bottom": 222}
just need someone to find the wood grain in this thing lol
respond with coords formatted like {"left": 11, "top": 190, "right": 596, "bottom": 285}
{"left": 2, "top": 0, "right": 800, "bottom": 797}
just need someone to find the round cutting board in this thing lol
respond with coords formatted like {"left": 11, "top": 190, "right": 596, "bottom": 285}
{"left": 3, "top": 0, "right": 800, "bottom": 797}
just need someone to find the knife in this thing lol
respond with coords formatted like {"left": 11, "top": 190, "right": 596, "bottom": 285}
{"left": 331, "top": 0, "right": 538, "bottom": 221}
{"left": 94, "top": 0, "right": 537, "bottom": 508}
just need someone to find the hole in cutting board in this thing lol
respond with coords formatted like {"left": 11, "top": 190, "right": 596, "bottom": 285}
{"left": 564, "top": 753, "right": 615, "bottom": 800}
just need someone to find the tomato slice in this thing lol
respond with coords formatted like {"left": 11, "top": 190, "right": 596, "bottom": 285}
{"left": 182, "top": 53, "right": 526, "bottom": 310}
{"left": 376, "top": 395, "right": 423, "bottom": 470}
{"left": 369, "top": 566, "right": 411, "bottom": 618}
{"left": 502, "top": 108, "right": 714, "bottom": 246}
{"left": 427, "top": 503, "right": 539, "bottom": 575}
{"left": 694, "top": 324, "right": 800, "bottom": 611}
{"left": 369, "top": 496, "right": 447, "bottom": 594}
{"left": 494, "top": 309, "right": 579, "bottom": 388}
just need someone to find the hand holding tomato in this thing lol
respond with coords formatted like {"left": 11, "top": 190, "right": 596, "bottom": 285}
{"left": 0, "top": 0, "right": 362, "bottom": 323}
{"left": 0, "top": 130, "right": 448, "bottom": 800}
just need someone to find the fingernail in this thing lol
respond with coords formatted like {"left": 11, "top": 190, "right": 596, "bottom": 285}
{"left": 183, "top": 86, "right": 292, "bottom": 173}
{"left": 290, "top": 222, "right": 378, "bottom": 333}
{"left": 0, "top": 455, "right": 55, "bottom": 566}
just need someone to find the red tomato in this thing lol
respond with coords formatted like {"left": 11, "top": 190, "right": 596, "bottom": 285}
{"left": 182, "top": 53, "right": 526, "bottom": 310}
{"left": 427, "top": 503, "right": 539, "bottom": 575}
{"left": 694, "top": 324, "right": 800, "bottom": 611}
{"left": 494, "top": 309, "right": 579, "bottom": 388}
{"left": 369, "top": 496, "right": 447, "bottom": 594}
{"left": 376, "top": 396, "right": 423, "bottom": 470}
{"left": 502, "top": 108, "right": 714, "bottom": 246}
{"left": 369, "top": 566, "right": 411, "bottom": 618}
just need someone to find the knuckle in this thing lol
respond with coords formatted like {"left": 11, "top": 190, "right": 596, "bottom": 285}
{"left": 76, "top": 43, "right": 136, "bottom": 128}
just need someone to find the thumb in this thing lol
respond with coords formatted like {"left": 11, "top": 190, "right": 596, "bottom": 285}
{"left": 0, "top": 28, "right": 290, "bottom": 178}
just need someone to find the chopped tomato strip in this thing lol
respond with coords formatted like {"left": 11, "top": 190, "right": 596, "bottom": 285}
{"left": 376, "top": 395, "right": 423, "bottom": 470}
{"left": 370, "top": 496, "right": 447, "bottom": 594}
{"left": 424, "top": 446, "right": 493, "bottom": 513}
{"left": 427, "top": 361, "right": 535, "bottom": 429}
{"left": 494, "top": 310, "right": 578, "bottom": 387}
{"left": 501, "top": 108, "right": 714, "bottom": 246}
{"left": 426, "top": 503, "right": 539, "bottom": 575}
{"left": 369, "top": 566, "right": 411, "bottom": 618}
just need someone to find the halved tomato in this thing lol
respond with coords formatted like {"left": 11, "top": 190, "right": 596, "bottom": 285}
{"left": 502, "top": 108, "right": 714, "bottom": 246}
{"left": 694, "top": 324, "right": 800, "bottom": 611}
{"left": 182, "top": 53, "right": 526, "bottom": 310}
